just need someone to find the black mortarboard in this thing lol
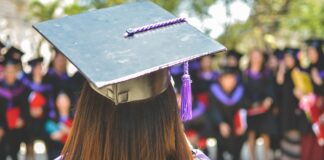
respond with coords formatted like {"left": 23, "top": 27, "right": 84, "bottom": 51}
{"left": 284, "top": 48, "right": 300, "bottom": 61}
{"left": 28, "top": 57, "right": 44, "bottom": 67}
{"left": 226, "top": 50, "right": 242, "bottom": 60}
{"left": 219, "top": 65, "right": 239, "bottom": 76}
{"left": 0, "top": 41, "right": 5, "bottom": 49}
{"left": 33, "top": 1, "right": 226, "bottom": 110}
{"left": 305, "top": 39, "right": 323, "bottom": 49}
{"left": 5, "top": 46, "right": 24, "bottom": 64}
{"left": 4, "top": 56, "right": 21, "bottom": 65}
{"left": 273, "top": 49, "right": 284, "bottom": 60}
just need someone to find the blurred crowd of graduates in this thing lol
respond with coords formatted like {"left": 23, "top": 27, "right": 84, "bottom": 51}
{"left": 173, "top": 39, "right": 324, "bottom": 160}
{"left": 0, "top": 41, "right": 85, "bottom": 160}
{"left": 0, "top": 38, "right": 324, "bottom": 160}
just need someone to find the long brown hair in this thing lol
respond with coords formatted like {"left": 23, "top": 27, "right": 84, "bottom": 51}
{"left": 62, "top": 83, "right": 193, "bottom": 160}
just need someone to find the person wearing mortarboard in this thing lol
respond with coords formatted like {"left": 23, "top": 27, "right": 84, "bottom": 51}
{"left": 184, "top": 55, "right": 218, "bottom": 153}
{"left": 243, "top": 48, "right": 276, "bottom": 160}
{"left": 0, "top": 55, "right": 29, "bottom": 160}
{"left": 225, "top": 50, "right": 242, "bottom": 70}
{"left": 46, "top": 49, "right": 73, "bottom": 100}
{"left": 300, "top": 39, "right": 324, "bottom": 160}
{"left": 45, "top": 90, "right": 74, "bottom": 159}
{"left": 276, "top": 47, "right": 311, "bottom": 159}
{"left": 33, "top": 2, "right": 226, "bottom": 160}
{"left": 265, "top": 48, "right": 284, "bottom": 157}
{"left": 5, "top": 46, "right": 26, "bottom": 81}
{"left": 21, "top": 57, "right": 55, "bottom": 159}
{"left": 206, "top": 66, "right": 248, "bottom": 160}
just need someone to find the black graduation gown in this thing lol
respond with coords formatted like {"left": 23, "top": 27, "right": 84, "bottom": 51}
{"left": 46, "top": 68, "right": 72, "bottom": 97}
{"left": 0, "top": 80, "right": 29, "bottom": 159}
{"left": 185, "top": 71, "right": 218, "bottom": 139}
{"left": 21, "top": 74, "right": 55, "bottom": 142}
{"left": 207, "top": 83, "right": 247, "bottom": 160}
{"left": 279, "top": 69, "right": 310, "bottom": 134}
{"left": 243, "top": 69, "right": 277, "bottom": 135}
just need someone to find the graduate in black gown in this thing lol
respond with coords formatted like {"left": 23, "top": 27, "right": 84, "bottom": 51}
{"left": 0, "top": 56, "right": 29, "bottom": 160}
{"left": 207, "top": 66, "right": 247, "bottom": 160}
{"left": 266, "top": 49, "right": 284, "bottom": 159}
{"left": 46, "top": 50, "right": 72, "bottom": 98}
{"left": 5, "top": 46, "right": 26, "bottom": 81}
{"left": 22, "top": 57, "right": 54, "bottom": 159}
{"left": 225, "top": 50, "right": 242, "bottom": 74}
{"left": 185, "top": 55, "right": 218, "bottom": 151}
{"left": 45, "top": 91, "right": 73, "bottom": 159}
{"left": 243, "top": 49, "right": 275, "bottom": 160}
{"left": 302, "top": 39, "right": 324, "bottom": 160}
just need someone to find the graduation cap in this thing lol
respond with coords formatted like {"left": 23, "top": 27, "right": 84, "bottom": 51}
{"left": 284, "top": 47, "right": 300, "bottom": 62}
{"left": 305, "top": 39, "right": 323, "bottom": 49}
{"left": 273, "top": 49, "right": 284, "bottom": 60}
{"left": 219, "top": 65, "right": 239, "bottom": 76}
{"left": 226, "top": 50, "right": 242, "bottom": 60}
{"left": 4, "top": 56, "right": 21, "bottom": 65}
{"left": 33, "top": 1, "right": 226, "bottom": 121}
{"left": 0, "top": 41, "right": 5, "bottom": 49}
{"left": 28, "top": 57, "right": 44, "bottom": 67}
{"left": 5, "top": 46, "right": 24, "bottom": 64}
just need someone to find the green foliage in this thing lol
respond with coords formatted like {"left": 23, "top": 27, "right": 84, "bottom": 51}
{"left": 29, "top": 0, "right": 60, "bottom": 21}
{"left": 219, "top": 0, "right": 324, "bottom": 52}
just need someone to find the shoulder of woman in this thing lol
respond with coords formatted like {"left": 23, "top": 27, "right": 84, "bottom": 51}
{"left": 192, "top": 149, "right": 210, "bottom": 160}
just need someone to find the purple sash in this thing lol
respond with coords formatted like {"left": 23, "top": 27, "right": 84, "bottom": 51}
{"left": 211, "top": 84, "right": 244, "bottom": 106}
{"left": 21, "top": 77, "right": 52, "bottom": 92}
{"left": 0, "top": 86, "right": 25, "bottom": 100}
{"left": 319, "top": 70, "right": 324, "bottom": 79}
{"left": 48, "top": 68, "right": 70, "bottom": 81}
{"left": 192, "top": 102, "right": 206, "bottom": 119}
{"left": 245, "top": 69, "right": 262, "bottom": 80}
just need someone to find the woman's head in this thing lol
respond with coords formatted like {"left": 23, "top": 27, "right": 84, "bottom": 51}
{"left": 307, "top": 46, "right": 322, "bottom": 65}
{"left": 4, "top": 63, "right": 18, "bottom": 85}
{"left": 219, "top": 73, "right": 237, "bottom": 93}
{"left": 56, "top": 92, "right": 72, "bottom": 116}
{"left": 284, "top": 54, "right": 296, "bottom": 69}
{"left": 53, "top": 53, "right": 67, "bottom": 73}
{"left": 248, "top": 48, "right": 265, "bottom": 70}
{"left": 62, "top": 83, "right": 193, "bottom": 160}
{"left": 200, "top": 55, "right": 213, "bottom": 72}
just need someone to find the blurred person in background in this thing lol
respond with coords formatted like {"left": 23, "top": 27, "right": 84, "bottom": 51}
{"left": 225, "top": 50, "right": 242, "bottom": 74}
{"left": 185, "top": 55, "right": 217, "bottom": 152}
{"left": 0, "top": 42, "right": 5, "bottom": 81}
{"left": 0, "top": 54, "right": 29, "bottom": 160}
{"left": 23, "top": 57, "right": 54, "bottom": 160}
{"left": 302, "top": 39, "right": 324, "bottom": 160}
{"left": 207, "top": 66, "right": 247, "bottom": 160}
{"left": 243, "top": 49, "right": 275, "bottom": 160}
{"left": 5, "top": 47, "right": 26, "bottom": 81}
{"left": 46, "top": 49, "right": 72, "bottom": 99}
{"left": 276, "top": 48, "right": 309, "bottom": 160}
{"left": 45, "top": 91, "right": 73, "bottom": 159}
{"left": 266, "top": 49, "right": 284, "bottom": 159}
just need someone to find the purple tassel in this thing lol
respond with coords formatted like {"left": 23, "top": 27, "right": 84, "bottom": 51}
{"left": 181, "top": 62, "right": 192, "bottom": 121}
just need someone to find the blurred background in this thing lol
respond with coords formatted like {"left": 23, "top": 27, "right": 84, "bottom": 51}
{"left": 0, "top": 0, "right": 324, "bottom": 160}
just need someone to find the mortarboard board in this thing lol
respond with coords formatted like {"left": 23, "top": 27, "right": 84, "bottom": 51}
{"left": 33, "top": 2, "right": 226, "bottom": 120}
{"left": 5, "top": 46, "right": 24, "bottom": 64}
{"left": 305, "top": 39, "right": 323, "bottom": 49}
{"left": 28, "top": 57, "right": 44, "bottom": 67}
